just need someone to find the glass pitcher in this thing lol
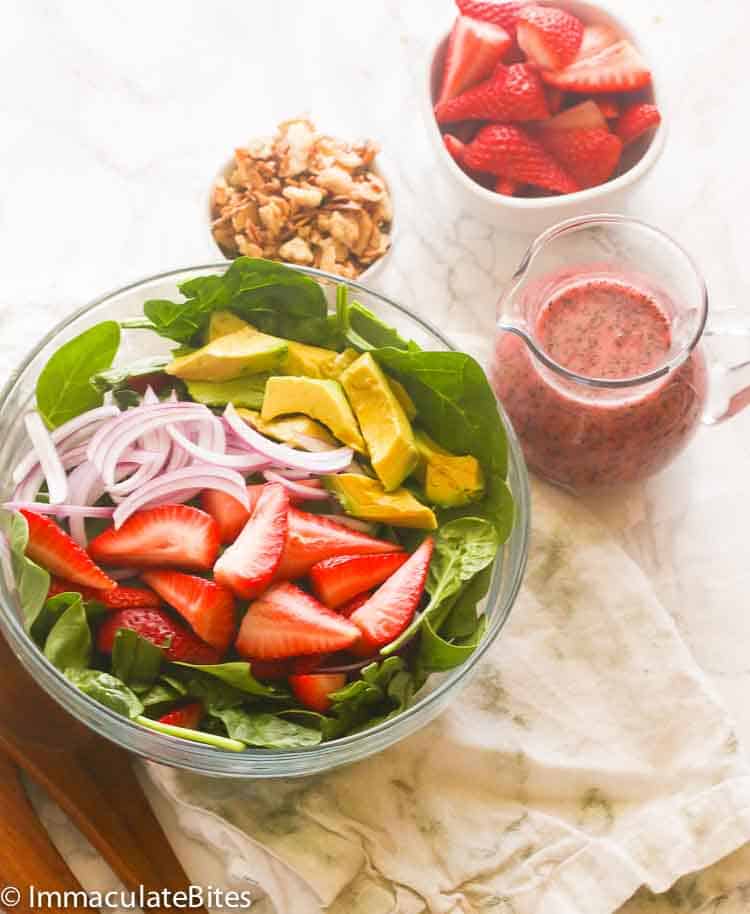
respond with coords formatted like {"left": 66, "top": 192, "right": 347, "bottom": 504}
{"left": 490, "top": 215, "right": 750, "bottom": 492}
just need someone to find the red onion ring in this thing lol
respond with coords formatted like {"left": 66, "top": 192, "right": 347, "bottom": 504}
{"left": 23, "top": 412, "right": 68, "bottom": 505}
{"left": 263, "top": 470, "right": 330, "bottom": 502}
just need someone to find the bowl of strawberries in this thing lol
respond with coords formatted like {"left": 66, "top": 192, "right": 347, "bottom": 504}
{"left": 424, "top": 0, "right": 666, "bottom": 231}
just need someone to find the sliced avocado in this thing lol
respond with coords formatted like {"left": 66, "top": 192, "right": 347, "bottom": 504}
{"left": 324, "top": 474, "right": 437, "bottom": 530}
{"left": 236, "top": 408, "right": 338, "bottom": 450}
{"left": 388, "top": 377, "right": 417, "bottom": 420}
{"left": 261, "top": 376, "right": 366, "bottom": 454}
{"left": 414, "top": 429, "right": 485, "bottom": 508}
{"left": 206, "top": 310, "right": 250, "bottom": 342}
{"left": 339, "top": 353, "right": 418, "bottom": 491}
{"left": 280, "top": 340, "right": 344, "bottom": 379}
{"left": 185, "top": 376, "right": 268, "bottom": 409}
{"left": 166, "top": 328, "right": 288, "bottom": 382}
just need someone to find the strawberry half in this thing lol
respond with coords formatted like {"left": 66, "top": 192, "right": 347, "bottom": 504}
{"left": 456, "top": 0, "right": 529, "bottom": 35}
{"left": 48, "top": 576, "right": 160, "bottom": 609}
{"left": 542, "top": 40, "right": 652, "bottom": 93}
{"left": 97, "top": 606, "right": 221, "bottom": 664}
{"left": 21, "top": 510, "right": 116, "bottom": 591}
{"left": 517, "top": 5, "right": 584, "bottom": 70}
{"left": 274, "top": 508, "right": 401, "bottom": 581}
{"left": 349, "top": 537, "right": 435, "bottom": 657}
{"left": 435, "top": 62, "right": 549, "bottom": 123}
{"left": 537, "top": 126, "right": 622, "bottom": 188}
{"left": 213, "top": 483, "right": 288, "bottom": 599}
{"left": 158, "top": 702, "right": 203, "bottom": 730}
{"left": 495, "top": 176, "right": 520, "bottom": 195}
{"left": 141, "top": 569, "right": 236, "bottom": 653}
{"left": 575, "top": 23, "right": 620, "bottom": 61}
{"left": 616, "top": 102, "right": 661, "bottom": 146}
{"left": 539, "top": 99, "right": 607, "bottom": 131}
{"left": 236, "top": 582, "right": 360, "bottom": 660}
{"left": 88, "top": 505, "right": 220, "bottom": 571}
{"left": 462, "top": 124, "right": 579, "bottom": 193}
{"left": 290, "top": 673, "right": 347, "bottom": 713}
{"left": 201, "top": 485, "right": 263, "bottom": 545}
{"left": 338, "top": 591, "right": 372, "bottom": 618}
{"left": 310, "top": 552, "right": 408, "bottom": 609}
{"left": 439, "top": 15, "right": 512, "bottom": 105}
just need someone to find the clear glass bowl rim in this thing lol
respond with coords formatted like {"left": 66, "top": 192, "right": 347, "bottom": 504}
{"left": 0, "top": 262, "right": 530, "bottom": 778}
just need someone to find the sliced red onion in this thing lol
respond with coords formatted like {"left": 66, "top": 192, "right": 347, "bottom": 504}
{"left": 317, "top": 514, "right": 378, "bottom": 534}
{"left": 263, "top": 470, "right": 330, "bottom": 502}
{"left": 167, "top": 424, "right": 269, "bottom": 471}
{"left": 107, "top": 453, "right": 166, "bottom": 497}
{"left": 224, "top": 404, "right": 352, "bottom": 473}
{"left": 291, "top": 432, "right": 340, "bottom": 453}
{"left": 271, "top": 468, "right": 321, "bottom": 481}
{"left": 12, "top": 443, "right": 90, "bottom": 504}
{"left": 139, "top": 387, "right": 171, "bottom": 459}
{"left": 319, "top": 657, "right": 373, "bottom": 674}
{"left": 3, "top": 501, "right": 115, "bottom": 518}
{"left": 24, "top": 412, "right": 68, "bottom": 505}
{"left": 107, "top": 566, "right": 141, "bottom": 581}
{"left": 113, "top": 465, "right": 250, "bottom": 528}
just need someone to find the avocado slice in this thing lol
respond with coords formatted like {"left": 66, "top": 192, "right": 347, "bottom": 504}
{"left": 206, "top": 310, "right": 250, "bottom": 342}
{"left": 236, "top": 408, "right": 338, "bottom": 450}
{"left": 185, "top": 376, "right": 268, "bottom": 409}
{"left": 166, "top": 328, "right": 288, "bottom": 382}
{"left": 261, "top": 376, "right": 366, "bottom": 454}
{"left": 388, "top": 378, "right": 417, "bottom": 420}
{"left": 339, "top": 353, "right": 418, "bottom": 491}
{"left": 414, "top": 429, "right": 485, "bottom": 508}
{"left": 324, "top": 474, "right": 437, "bottom": 530}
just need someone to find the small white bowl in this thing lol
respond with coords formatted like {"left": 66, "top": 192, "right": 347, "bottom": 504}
{"left": 422, "top": 0, "right": 667, "bottom": 234}
{"left": 206, "top": 142, "right": 396, "bottom": 284}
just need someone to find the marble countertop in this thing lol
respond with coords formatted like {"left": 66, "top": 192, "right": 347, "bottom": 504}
{"left": 2, "top": 0, "right": 749, "bottom": 910}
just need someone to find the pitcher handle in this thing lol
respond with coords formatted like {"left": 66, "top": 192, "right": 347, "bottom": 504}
{"left": 703, "top": 309, "right": 750, "bottom": 424}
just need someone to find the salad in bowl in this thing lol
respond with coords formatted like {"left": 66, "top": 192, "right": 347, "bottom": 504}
{"left": 0, "top": 259, "right": 525, "bottom": 771}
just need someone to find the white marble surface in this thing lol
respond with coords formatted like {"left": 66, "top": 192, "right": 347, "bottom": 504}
{"left": 2, "top": 0, "right": 750, "bottom": 911}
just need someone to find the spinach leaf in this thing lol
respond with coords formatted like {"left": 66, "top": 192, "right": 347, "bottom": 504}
{"left": 66, "top": 669, "right": 144, "bottom": 719}
{"left": 175, "top": 673, "right": 249, "bottom": 714}
{"left": 36, "top": 321, "right": 121, "bottom": 427}
{"left": 139, "top": 681, "right": 184, "bottom": 712}
{"left": 382, "top": 517, "right": 499, "bottom": 655}
{"left": 90, "top": 356, "right": 170, "bottom": 396}
{"left": 338, "top": 292, "right": 412, "bottom": 352}
{"left": 212, "top": 708, "right": 322, "bottom": 749}
{"left": 136, "top": 715, "right": 245, "bottom": 751}
{"left": 323, "top": 657, "right": 409, "bottom": 739}
{"left": 140, "top": 299, "right": 214, "bottom": 345}
{"left": 31, "top": 592, "right": 81, "bottom": 645}
{"left": 112, "top": 629, "right": 163, "bottom": 687}
{"left": 172, "top": 661, "right": 287, "bottom": 699}
{"left": 0, "top": 511, "right": 50, "bottom": 633}
{"left": 440, "top": 563, "right": 492, "bottom": 640}
{"left": 43, "top": 594, "right": 92, "bottom": 671}
{"left": 418, "top": 614, "right": 488, "bottom": 672}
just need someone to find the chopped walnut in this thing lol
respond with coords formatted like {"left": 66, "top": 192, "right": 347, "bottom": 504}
{"left": 278, "top": 237, "right": 314, "bottom": 265}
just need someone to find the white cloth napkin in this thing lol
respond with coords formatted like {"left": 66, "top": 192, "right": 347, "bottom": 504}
{"left": 145, "top": 481, "right": 750, "bottom": 914}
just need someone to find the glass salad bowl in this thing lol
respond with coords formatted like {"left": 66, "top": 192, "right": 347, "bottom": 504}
{"left": 0, "top": 264, "right": 530, "bottom": 778}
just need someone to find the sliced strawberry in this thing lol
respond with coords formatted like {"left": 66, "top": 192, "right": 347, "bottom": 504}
{"left": 517, "top": 5, "right": 583, "bottom": 70}
{"left": 88, "top": 505, "right": 220, "bottom": 571}
{"left": 435, "top": 62, "right": 549, "bottom": 123}
{"left": 537, "top": 126, "right": 622, "bottom": 188}
{"left": 97, "top": 607, "right": 221, "bottom": 664}
{"left": 48, "top": 576, "right": 160, "bottom": 609}
{"left": 290, "top": 673, "right": 347, "bottom": 713}
{"left": 539, "top": 99, "right": 607, "bottom": 131}
{"left": 456, "top": 0, "right": 529, "bottom": 34}
{"left": 616, "top": 102, "right": 661, "bottom": 146}
{"left": 595, "top": 95, "right": 620, "bottom": 120}
{"left": 575, "top": 23, "right": 620, "bottom": 61}
{"left": 439, "top": 15, "right": 512, "bottom": 105}
{"left": 310, "top": 552, "right": 408, "bottom": 609}
{"left": 236, "top": 582, "right": 360, "bottom": 660}
{"left": 158, "top": 702, "right": 203, "bottom": 730}
{"left": 462, "top": 124, "right": 579, "bottom": 194}
{"left": 274, "top": 508, "right": 401, "bottom": 581}
{"left": 349, "top": 538, "right": 435, "bottom": 657}
{"left": 542, "top": 40, "right": 652, "bottom": 94}
{"left": 444, "top": 133, "right": 467, "bottom": 164}
{"left": 141, "top": 569, "right": 236, "bottom": 653}
{"left": 21, "top": 510, "right": 116, "bottom": 591}
{"left": 338, "top": 591, "right": 372, "bottom": 619}
{"left": 246, "top": 658, "right": 294, "bottom": 680}
{"left": 201, "top": 485, "right": 263, "bottom": 545}
{"left": 214, "top": 484, "right": 288, "bottom": 600}
{"left": 495, "top": 176, "right": 520, "bottom": 195}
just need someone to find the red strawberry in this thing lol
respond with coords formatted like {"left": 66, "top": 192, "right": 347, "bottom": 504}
{"left": 595, "top": 95, "right": 620, "bottom": 120}
{"left": 349, "top": 538, "right": 435, "bottom": 657}
{"left": 338, "top": 591, "right": 372, "bottom": 618}
{"left": 246, "top": 658, "right": 294, "bottom": 680}
{"left": 435, "top": 62, "right": 549, "bottom": 124}
{"left": 537, "top": 126, "right": 622, "bottom": 188}
{"left": 310, "top": 552, "right": 408, "bottom": 609}
{"left": 439, "top": 16, "right": 512, "bottom": 105}
{"left": 158, "top": 702, "right": 203, "bottom": 730}
{"left": 48, "top": 576, "right": 160, "bottom": 609}
{"left": 517, "top": 5, "right": 583, "bottom": 70}
{"left": 542, "top": 40, "right": 652, "bottom": 93}
{"left": 213, "top": 484, "right": 288, "bottom": 600}
{"left": 201, "top": 485, "right": 263, "bottom": 545}
{"left": 88, "top": 505, "right": 220, "bottom": 571}
{"left": 456, "top": 0, "right": 529, "bottom": 34}
{"left": 616, "top": 102, "right": 661, "bottom": 146}
{"left": 495, "top": 176, "right": 520, "bottom": 195}
{"left": 274, "top": 508, "right": 401, "bottom": 581}
{"left": 545, "top": 85, "right": 565, "bottom": 113}
{"left": 539, "top": 99, "right": 606, "bottom": 131}
{"left": 97, "top": 606, "right": 221, "bottom": 664}
{"left": 289, "top": 673, "right": 346, "bottom": 713}
{"left": 236, "top": 582, "right": 360, "bottom": 660}
{"left": 140, "top": 569, "right": 236, "bottom": 653}
{"left": 444, "top": 133, "right": 467, "bottom": 164}
{"left": 575, "top": 23, "right": 619, "bottom": 61}
{"left": 21, "top": 510, "right": 116, "bottom": 591}
{"left": 462, "top": 124, "right": 579, "bottom": 193}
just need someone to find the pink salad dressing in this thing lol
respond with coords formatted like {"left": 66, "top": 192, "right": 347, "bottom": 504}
{"left": 491, "top": 276, "right": 708, "bottom": 490}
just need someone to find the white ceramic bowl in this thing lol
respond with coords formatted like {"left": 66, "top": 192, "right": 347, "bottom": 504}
{"left": 206, "top": 143, "right": 396, "bottom": 284}
{"left": 422, "top": 0, "right": 667, "bottom": 233}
